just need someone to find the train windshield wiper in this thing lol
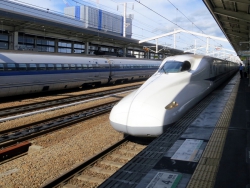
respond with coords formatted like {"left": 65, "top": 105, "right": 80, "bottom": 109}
{"left": 161, "top": 67, "right": 167, "bottom": 74}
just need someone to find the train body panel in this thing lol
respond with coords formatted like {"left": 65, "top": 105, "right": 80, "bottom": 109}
{"left": 108, "top": 58, "right": 159, "bottom": 83}
{"left": 0, "top": 52, "right": 161, "bottom": 97}
{"left": 110, "top": 54, "right": 239, "bottom": 137}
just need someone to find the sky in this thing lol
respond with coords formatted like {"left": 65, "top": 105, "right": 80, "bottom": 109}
{"left": 8, "top": 0, "right": 237, "bottom": 56}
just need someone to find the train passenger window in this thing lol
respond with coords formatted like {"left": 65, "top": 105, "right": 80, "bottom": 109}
{"left": 62, "top": 64, "right": 69, "bottom": 70}
{"left": 6, "top": 63, "right": 16, "bottom": 71}
{"left": 88, "top": 64, "right": 93, "bottom": 69}
{"left": 18, "top": 63, "right": 27, "bottom": 71}
{"left": 55, "top": 64, "right": 62, "bottom": 70}
{"left": 38, "top": 64, "right": 46, "bottom": 71}
{"left": 160, "top": 60, "right": 191, "bottom": 73}
{"left": 0, "top": 64, "right": 4, "bottom": 71}
{"left": 82, "top": 64, "right": 88, "bottom": 69}
{"left": 69, "top": 64, "right": 76, "bottom": 70}
{"left": 94, "top": 64, "right": 99, "bottom": 69}
{"left": 47, "top": 64, "right": 54, "bottom": 70}
{"left": 76, "top": 64, "right": 82, "bottom": 70}
{"left": 28, "top": 64, "right": 37, "bottom": 71}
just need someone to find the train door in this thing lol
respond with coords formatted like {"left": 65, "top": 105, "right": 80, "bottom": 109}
{"left": 92, "top": 59, "right": 99, "bottom": 79}
{"left": 109, "top": 60, "right": 115, "bottom": 83}
{"left": 211, "top": 60, "right": 217, "bottom": 77}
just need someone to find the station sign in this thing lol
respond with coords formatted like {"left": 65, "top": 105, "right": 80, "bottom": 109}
{"left": 171, "top": 139, "right": 203, "bottom": 162}
{"left": 146, "top": 172, "right": 182, "bottom": 188}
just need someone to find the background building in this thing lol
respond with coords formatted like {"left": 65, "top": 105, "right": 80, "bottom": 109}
{"left": 64, "top": 6, "right": 132, "bottom": 38}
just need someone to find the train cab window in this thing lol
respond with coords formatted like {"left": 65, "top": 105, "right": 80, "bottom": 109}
{"left": 0, "top": 64, "right": 4, "bottom": 71}
{"left": 6, "top": 63, "right": 16, "bottom": 71}
{"left": 28, "top": 64, "right": 37, "bottom": 71}
{"left": 18, "top": 63, "right": 27, "bottom": 71}
{"left": 62, "top": 64, "right": 69, "bottom": 70}
{"left": 47, "top": 64, "right": 54, "bottom": 70}
{"left": 160, "top": 60, "right": 191, "bottom": 73}
{"left": 69, "top": 64, "right": 76, "bottom": 70}
{"left": 82, "top": 64, "right": 88, "bottom": 69}
{"left": 76, "top": 64, "right": 82, "bottom": 70}
{"left": 38, "top": 64, "right": 46, "bottom": 71}
{"left": 55, "top": 64, "right": 62, "bottom": 70}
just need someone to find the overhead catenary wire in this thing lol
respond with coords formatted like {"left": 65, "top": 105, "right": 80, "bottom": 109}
{"left": 134, "top": 0, "right": 211, "bottom": 46}
{"left": 166, "top": 0, "right": 224, "bottom": 48}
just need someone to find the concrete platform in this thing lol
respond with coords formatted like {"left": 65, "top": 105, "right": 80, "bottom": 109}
{"left": 99, "top": 73, "right": 249, "bottom": 188}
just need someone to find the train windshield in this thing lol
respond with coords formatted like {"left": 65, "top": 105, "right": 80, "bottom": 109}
{"left": 160, "top": 60, "right": 191, "bottom": 73}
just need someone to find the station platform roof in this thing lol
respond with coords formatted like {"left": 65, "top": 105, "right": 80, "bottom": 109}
{"left": 203, "top": 0, "right": 250, "bottom": 55}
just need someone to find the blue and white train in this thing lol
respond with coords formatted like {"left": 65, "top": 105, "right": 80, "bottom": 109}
{"left": 110, "top": 54, "right": 239, "bottom": 137}
{"left": 0, "top": 51, "right": 161, "bottom": 97}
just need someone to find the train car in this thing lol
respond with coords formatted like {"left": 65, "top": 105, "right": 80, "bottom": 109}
{"left": 109, "top": 54, "right": 239, "bottom": 137}
{"left": 0, "top": 51, "right": 161, "bottom": 97}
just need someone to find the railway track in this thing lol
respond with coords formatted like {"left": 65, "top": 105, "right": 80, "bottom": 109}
{"left": 0, "top": 85, "right": 140, "bottom": 118}
{"left": 0, "top": 101, "right": 118, "bottom": 150}
{"left": 41, "top": 136, "right": 148, "bottom": 188}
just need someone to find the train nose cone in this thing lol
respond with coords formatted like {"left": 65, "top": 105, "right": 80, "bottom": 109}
{"left": 110, "top": 94, "right": 168, "bottom": 137}
{"left": 126, "top": 103, "right": 165, "bottom": 136}
{"left": 110, "top": 102, "right": 164, "bottom": 137}
{"left": 109, "top": 91, "right": 136, "bottom": 134}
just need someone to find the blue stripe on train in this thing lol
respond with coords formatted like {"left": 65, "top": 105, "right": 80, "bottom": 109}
{"left": 0, "top": 68, "right": 158, "bottom": 76}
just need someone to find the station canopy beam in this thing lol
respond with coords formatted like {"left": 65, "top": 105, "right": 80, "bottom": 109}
{"left": 139, "top": 29, "right": 228, "bottom": 54}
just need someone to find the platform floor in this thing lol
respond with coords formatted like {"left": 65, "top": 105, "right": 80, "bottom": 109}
{"left": 99, "top": 73, "right": 250, "bottom": 188}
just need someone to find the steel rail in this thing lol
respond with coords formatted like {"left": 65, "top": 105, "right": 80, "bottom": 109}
{"left": 0, "top": 85, "right": 140, "bottom": 118}
{"left": 0, "top": 101, "right": 119, "bottom": 149}
{"left": 41, "top": 137, "right": 130, "bottom": 188}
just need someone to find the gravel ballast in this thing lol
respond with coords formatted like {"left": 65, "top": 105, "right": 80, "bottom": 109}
{"left": 0, "top": 114, "right": 123, "bottom": 188}
{"left": 0, "top": 83, "right": 141, "bottom": 187}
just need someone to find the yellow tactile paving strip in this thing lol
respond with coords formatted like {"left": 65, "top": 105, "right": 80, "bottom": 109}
{"left": 187, "top": 78, "right": 240, "bottom": 188}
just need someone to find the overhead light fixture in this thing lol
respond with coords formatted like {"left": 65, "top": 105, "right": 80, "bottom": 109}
{"left": 239, "top": 41, "right": 250, "bottom": 44}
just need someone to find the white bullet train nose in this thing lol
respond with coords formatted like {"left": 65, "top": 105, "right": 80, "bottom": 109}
{"left": 109, "top": 74, "right": 189, "bottom": 137}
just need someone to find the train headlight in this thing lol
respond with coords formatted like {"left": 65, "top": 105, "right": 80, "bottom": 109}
{"left": 165, "top": 101, "right": 178, "bottom": 110}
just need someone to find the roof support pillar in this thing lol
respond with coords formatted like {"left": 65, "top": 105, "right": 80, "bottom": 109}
{"left": 13, "top": 31, "right": 18, "bottom": 50}
{"left": 123, "top": 47, "right": 126, "bottom": 57}
{"left": 85, "top": 41, "right": 89, "bottom": 55}
{"left": 71, "top": 41, "right": 74, "bottom": 54}
{"left": 146, "top": 51, "right": 150, "bottom": 59}
{"left": 156, "top": 38, "right": 158, "bottom": 53}
{"left": 55, "top": 39, "right": 58, "bottom": 53}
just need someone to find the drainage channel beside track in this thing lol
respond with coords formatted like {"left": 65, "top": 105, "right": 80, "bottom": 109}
{"left": 41, "top": 137, "right": 148, "bottom": 188}
{"left": 0, "top": 85, "right": 140, "bottom": 118}
{"left": 0, "top": 101, "right": 118, "bottom": 162}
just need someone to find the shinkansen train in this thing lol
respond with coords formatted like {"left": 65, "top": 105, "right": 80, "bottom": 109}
{"left": 109, "top": 54, "right": 239, "bottom": 137}
{"left": 0, "top": 52, "right": 161, "bottom": 97}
